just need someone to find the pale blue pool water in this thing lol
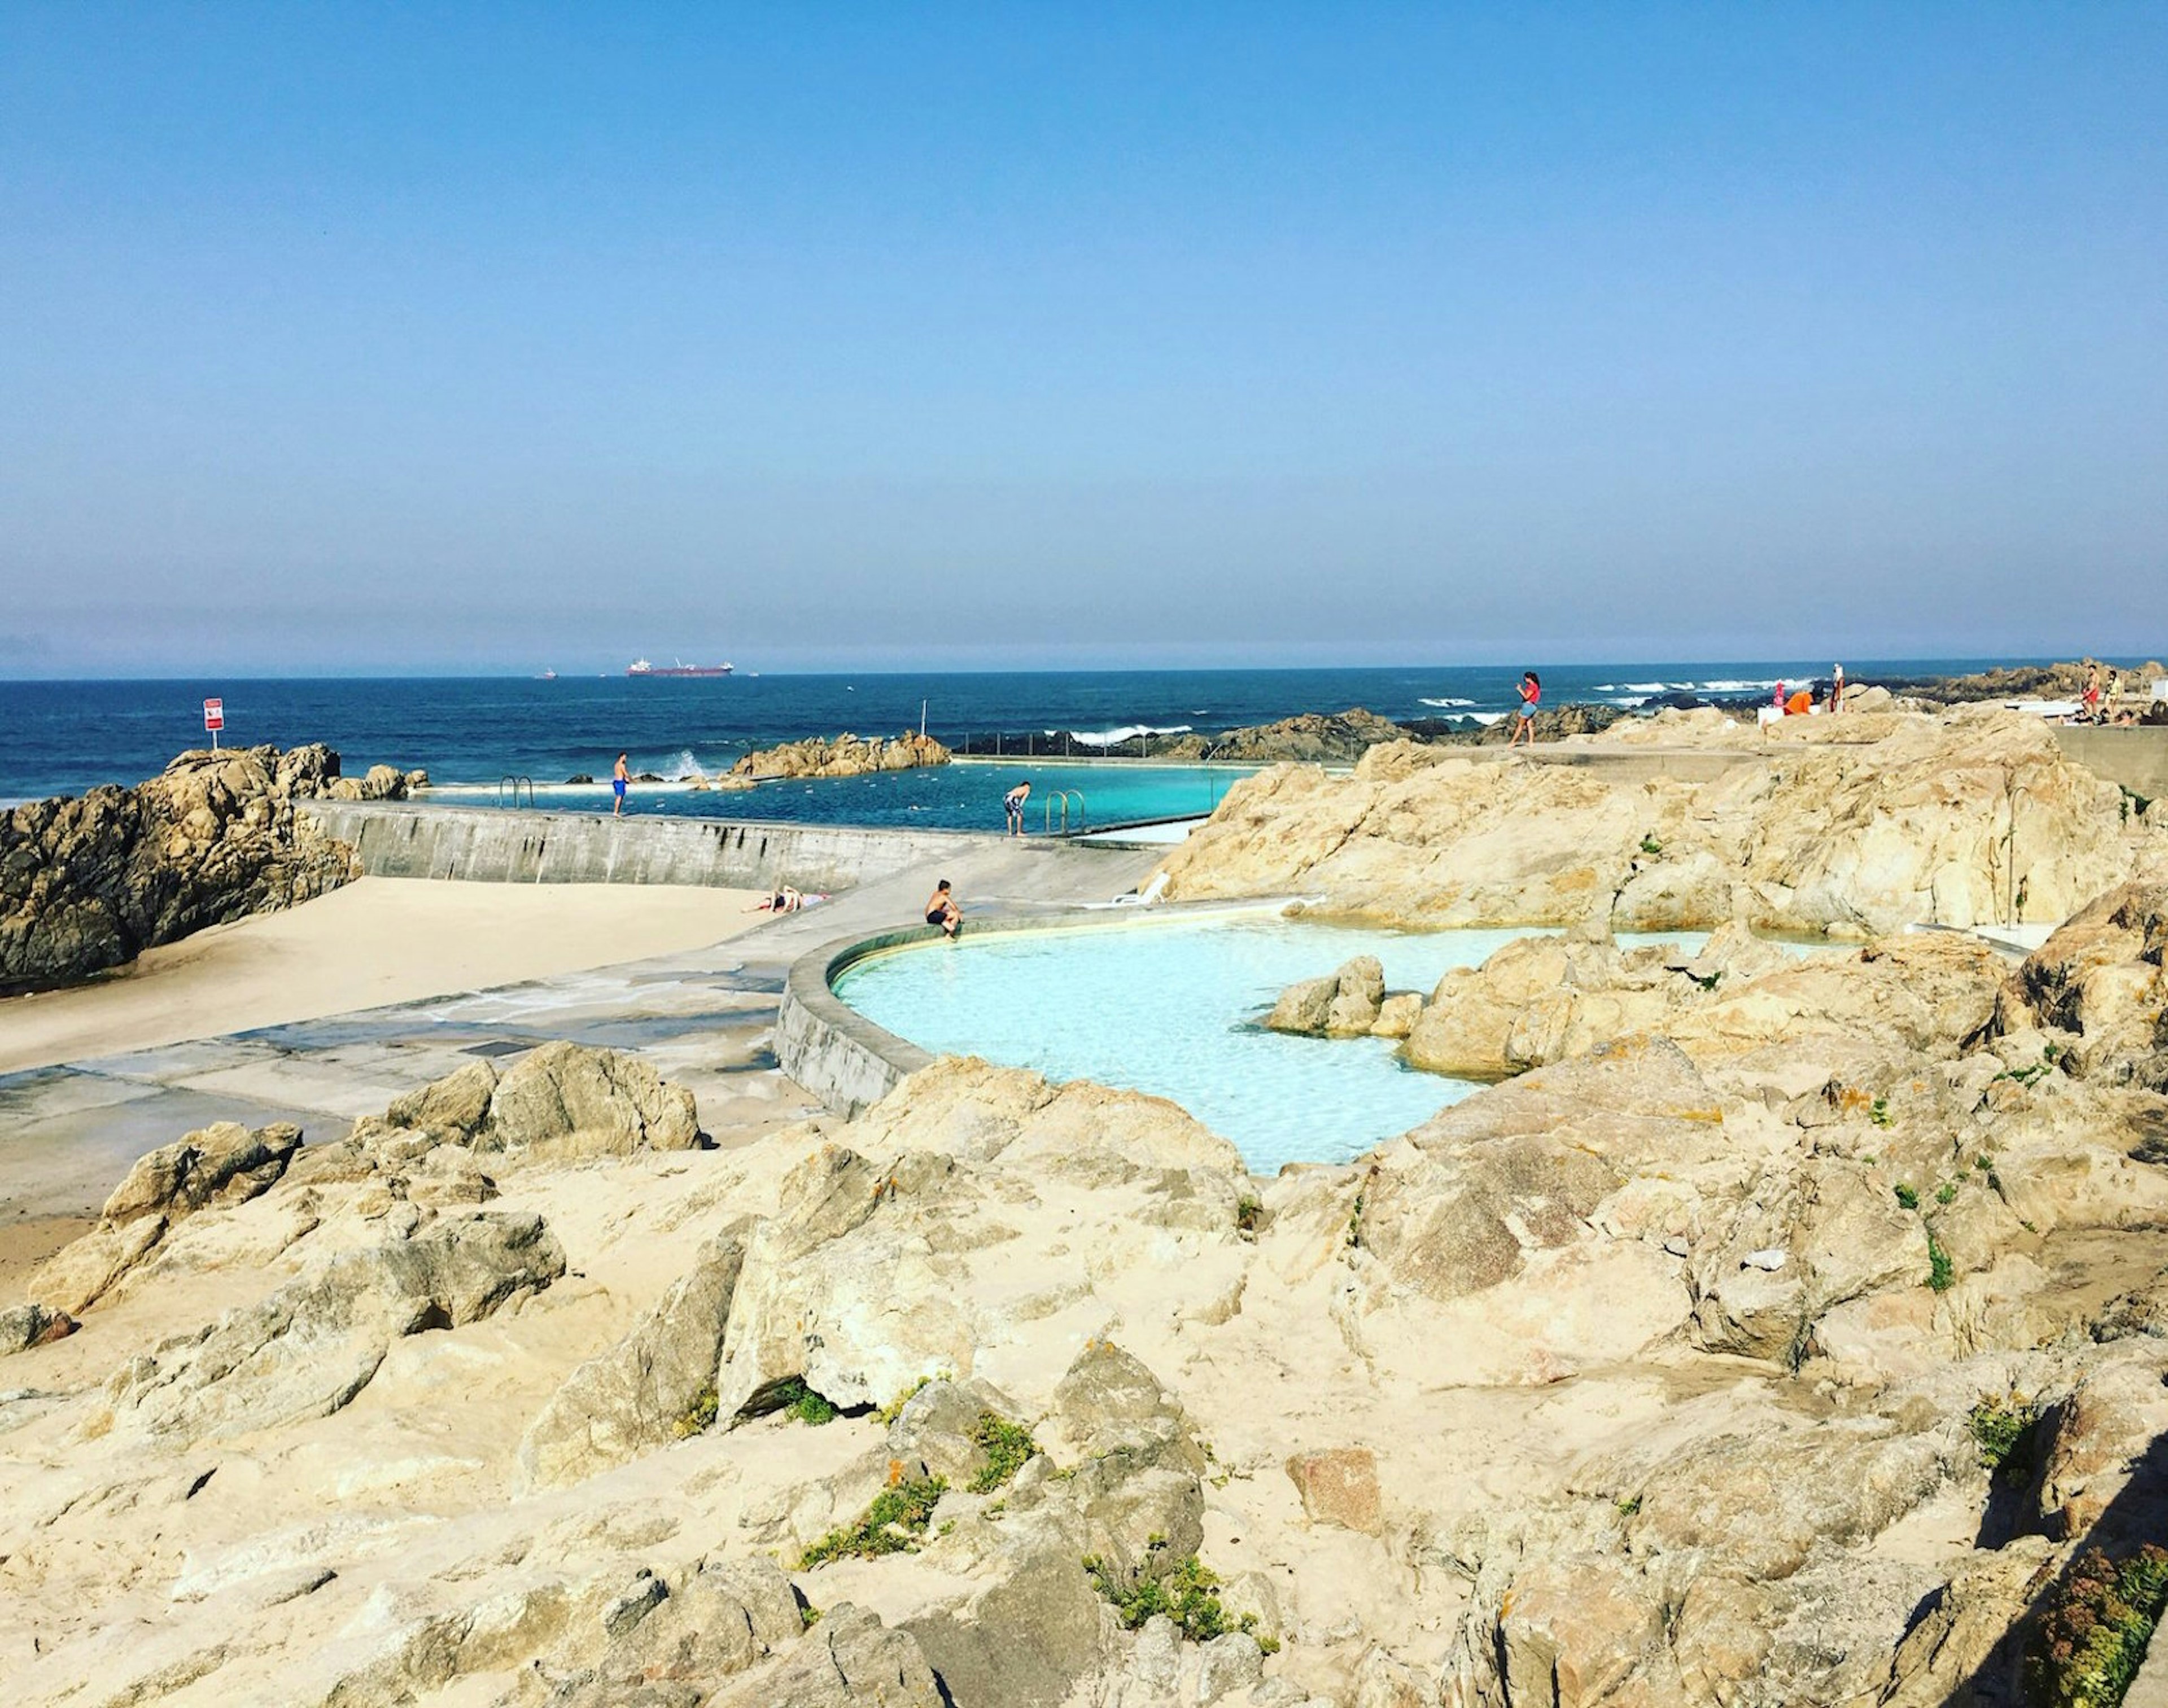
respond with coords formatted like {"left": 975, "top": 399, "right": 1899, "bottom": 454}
{"left": 835, "top": 915, "right": 1716, "bottom": 1173}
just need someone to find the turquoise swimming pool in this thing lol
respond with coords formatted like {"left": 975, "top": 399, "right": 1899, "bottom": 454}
{"left": 834, "top": 914, "right": 1717, "bottom": 1173}
{"left": 435, "top": 760, "right": 1255, "bottom": 833}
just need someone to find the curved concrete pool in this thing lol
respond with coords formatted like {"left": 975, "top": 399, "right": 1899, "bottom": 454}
{"left": 828, "top": 912, "right": 1716, "bottom": 1173}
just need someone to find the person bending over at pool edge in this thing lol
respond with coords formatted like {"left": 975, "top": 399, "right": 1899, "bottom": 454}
{"left": 1004, "top": 779, "right": 1031, "bottom": 837}
{"left": 925, "top": 879, "right": 961, "bottom": 939}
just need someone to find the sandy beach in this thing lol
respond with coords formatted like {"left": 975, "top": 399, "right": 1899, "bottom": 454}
{"left": 0, "top": 876, "right": 769, "bottom": 1077}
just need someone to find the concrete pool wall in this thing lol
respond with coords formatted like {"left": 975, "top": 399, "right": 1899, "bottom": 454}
{"left": 304, "top": 799, "right": 1003, "bottom": 892}
{"left": 775, "top": 903, "right": 1293, "bottom": 1118}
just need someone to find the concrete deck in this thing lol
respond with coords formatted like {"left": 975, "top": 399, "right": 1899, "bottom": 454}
{"left": 0, "top": 826, "right": 1166, "bottom": 1225}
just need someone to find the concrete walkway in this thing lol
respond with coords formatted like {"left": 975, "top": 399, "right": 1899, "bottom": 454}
{"left": 0, "top": 831, "right": 1162, "bottom": 1233}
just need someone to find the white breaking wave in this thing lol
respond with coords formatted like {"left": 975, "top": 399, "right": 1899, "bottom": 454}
{"left": 1607, "top": 695, "right": 1651, "bottom": 708}
{"left": 1622, "top": 682, "right": 1670, "bottom": 693}
{"left": 1466, "top": 711, "right": 1508, "bottom": 726}
{"left": 1418, "top": 697, "right": 1478, "bottom": 709}
{"left": 1071, "top": 724, "right": 1194, "bottom": 747}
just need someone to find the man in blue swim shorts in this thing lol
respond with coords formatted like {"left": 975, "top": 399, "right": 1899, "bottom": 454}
{"left": 613, "top": 752, "right": 629, "bottom": 815}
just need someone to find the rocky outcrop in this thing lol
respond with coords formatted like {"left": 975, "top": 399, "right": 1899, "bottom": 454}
{"left": 709, "top": 1062, "right": 1247, "bottom": 1429}
{"left": 17, "top": 899, "right": 2168, "bottom": 1708}
{"left": 2015, "top": 880, "right": 2168, "bottom": 1088}
{"left": 28, "top": 1120, "right": 304, "bottom": 1315}
{"left": 1265, "top": 954, "right": 1393, "bottom": 1037}
{"left": 1157, "top": 708, "right": 1413, "bottom": 763}
{"left": 518, "top": 1223, "right": 752, "bottom": 1490}
{"left": 107, "top": 1210, "right": 565, "bottom": 1444}
{"left": 292, "top": 1041, "right": 705, "bottom": 1185}
{"left": 0, "top": 744, "right": 361, "bottom": 992}
{"left": 1157, "top": 706, "right": 2156, "bottom": 936}
{"left": 732, "top": 731, "right": 951, "bottom": 782}
{"left": 1393, "top": 926, "right": 1996, "bottom": 1082}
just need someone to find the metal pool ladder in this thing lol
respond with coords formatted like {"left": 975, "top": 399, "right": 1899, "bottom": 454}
{"left": 1043, "top": 790, "right": 1086, "bottom": 835}
{"left": 498, "top": 775, "right": 535, "bottom": 808}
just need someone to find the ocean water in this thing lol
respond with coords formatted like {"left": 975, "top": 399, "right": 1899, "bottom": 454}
{"left": 0, "top": 660, "right": 2021, "bottom": 809}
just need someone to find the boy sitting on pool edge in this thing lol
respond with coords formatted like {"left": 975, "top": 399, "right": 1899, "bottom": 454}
{"left": 925, "top": 879, "right": 961, "bottom": 940}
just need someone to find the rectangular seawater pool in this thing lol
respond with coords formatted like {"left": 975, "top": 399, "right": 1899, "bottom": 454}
{"left": 427, "top": 760, "right": 1260, "bottom": 834}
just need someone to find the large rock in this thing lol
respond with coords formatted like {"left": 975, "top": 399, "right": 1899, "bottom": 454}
{"left": 1155, "top": 706, "right": 2145, "bottom": 937}
{"left": 27, "top": 1120, "right": 304, "bottom": 1315}
{"left": 710, "top": 1062, "right": 1248, "bottom": 1429}
{"left": 0, "top": 1302, "right": 78, "bottom": 1357}
{"left": 2015, "top": 881, "right": 2168, "bottom": 1087}
{"left": 1155, "top": 708, "right": 1411, "bottom": 763}
{"left": 732, "top": 732, "right": 951, "bottom": 782}
{"left": 108, "top": 1210, "right": 565, "bottom": 1444}
{"left": 305, "top": 1044, "right": 704, "bottom": 1179}
{"left": 1264, "top": 956, "right": 1388, "bottom": 1037}
{"left": 479, "top": 1040, "right": 703, "bottom": 1158}
{"left": 0, "top": 744, "right": 360, "bottom": 992}
{"left": 519, "top": 1224, "right": 752, "bottom": 1490}
{"left": 707, "top": 1604, "right": 946, "bottom": 1708}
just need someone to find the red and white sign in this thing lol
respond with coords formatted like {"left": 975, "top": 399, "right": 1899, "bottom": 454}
{"left": 203, "top": 698, "right": 224, "bottom": 733}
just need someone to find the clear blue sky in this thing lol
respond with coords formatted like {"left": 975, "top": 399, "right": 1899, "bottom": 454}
{"left": 3, "top": 4, "right": 2162, "bottom": 675}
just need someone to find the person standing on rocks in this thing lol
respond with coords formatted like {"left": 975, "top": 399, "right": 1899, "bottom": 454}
{"left": 1507, "top": 672, "right": 1541, "bottom": 748}
{"left": 1830, "top": 663, "right": 1846, "bottom": 715}
{"left": 612, "top": 753, "right": 630, "bottom": 816}
{"left": 1004, "top": 779, "right": 1031, "bottom": 837}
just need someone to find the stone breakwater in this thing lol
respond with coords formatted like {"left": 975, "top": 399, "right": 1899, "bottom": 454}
{"left": 731, "top": 729, "right": 951, "bottom": 782}
{"left": 0, "top": 743, "right": 362, "bottom": 993}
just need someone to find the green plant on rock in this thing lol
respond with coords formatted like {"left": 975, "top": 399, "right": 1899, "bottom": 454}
{"left": 1937, "top": 1180, "right": 1959, "bottom": 1206}
{"left": 798, "top": 1475, "right": 948, "bottom": 1569}
{"left": 1236, "top": 1195, "right": 1264, "bottom": 1234}
{"left": 968, "top": 1412, "right": 1039, "bottom": 1494}
{"left": 673, "top": 1383, "right": 719, "bottom": 1439}
{"left": 773, "top": 1376, "right": 838, "bottom": 1426}
{"left": 1894, "top": 1183, "right": 1920, "bottom": 1210}
{"left": 1927, "top": 1229, "right": 1956, "bottom": 1293}
{"left": 1083, "top": 1542, "right": 1264, "bottom": 1647}
{"left": 1870, "top": 1098, "right": 1893, "bottom": 1128}
{"left": 2027, "top": 1544, "right": 2168, "bottom": 1707}
{"left": 1969, "top": 1394, "right": 2042, "bottom": 1476}
{"left": 1640, "top": 835, "right": 1663, "bottom": 856}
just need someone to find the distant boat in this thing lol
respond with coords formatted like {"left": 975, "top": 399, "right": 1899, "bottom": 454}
{"left": 627, "top": 658, "right": 734, "bottom": 678}
{"left": 540, "top": 668, "right": 557, "bottom": 680}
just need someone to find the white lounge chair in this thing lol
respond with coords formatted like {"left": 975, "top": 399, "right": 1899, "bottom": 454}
{"left": 1085, "top": 871, "right": 1170, "bottom": 910}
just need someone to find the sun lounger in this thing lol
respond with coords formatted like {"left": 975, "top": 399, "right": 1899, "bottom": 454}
{"left": 1084, "top": 872, "right": 1170, "bottom": 910}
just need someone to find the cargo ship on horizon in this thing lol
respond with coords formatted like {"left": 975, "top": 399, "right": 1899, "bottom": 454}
{"left": 627, "top": 658, "right": 734, "bottom": 678}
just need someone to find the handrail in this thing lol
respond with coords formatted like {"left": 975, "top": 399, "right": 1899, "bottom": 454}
{"left": 498, "top": 774, "right": 535, "bottom": 808}
{"left": 1042, "top": 789, "right": 1086, "bottom": 835}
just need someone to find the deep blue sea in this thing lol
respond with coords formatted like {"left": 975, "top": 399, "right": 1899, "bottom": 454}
{"left": 0, "top": 661, "right": 2025, "bottom": 826}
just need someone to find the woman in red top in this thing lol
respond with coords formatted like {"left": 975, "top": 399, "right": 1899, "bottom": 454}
{"left": 1507, "top": 672, "right": 1541, "bottom": 748}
